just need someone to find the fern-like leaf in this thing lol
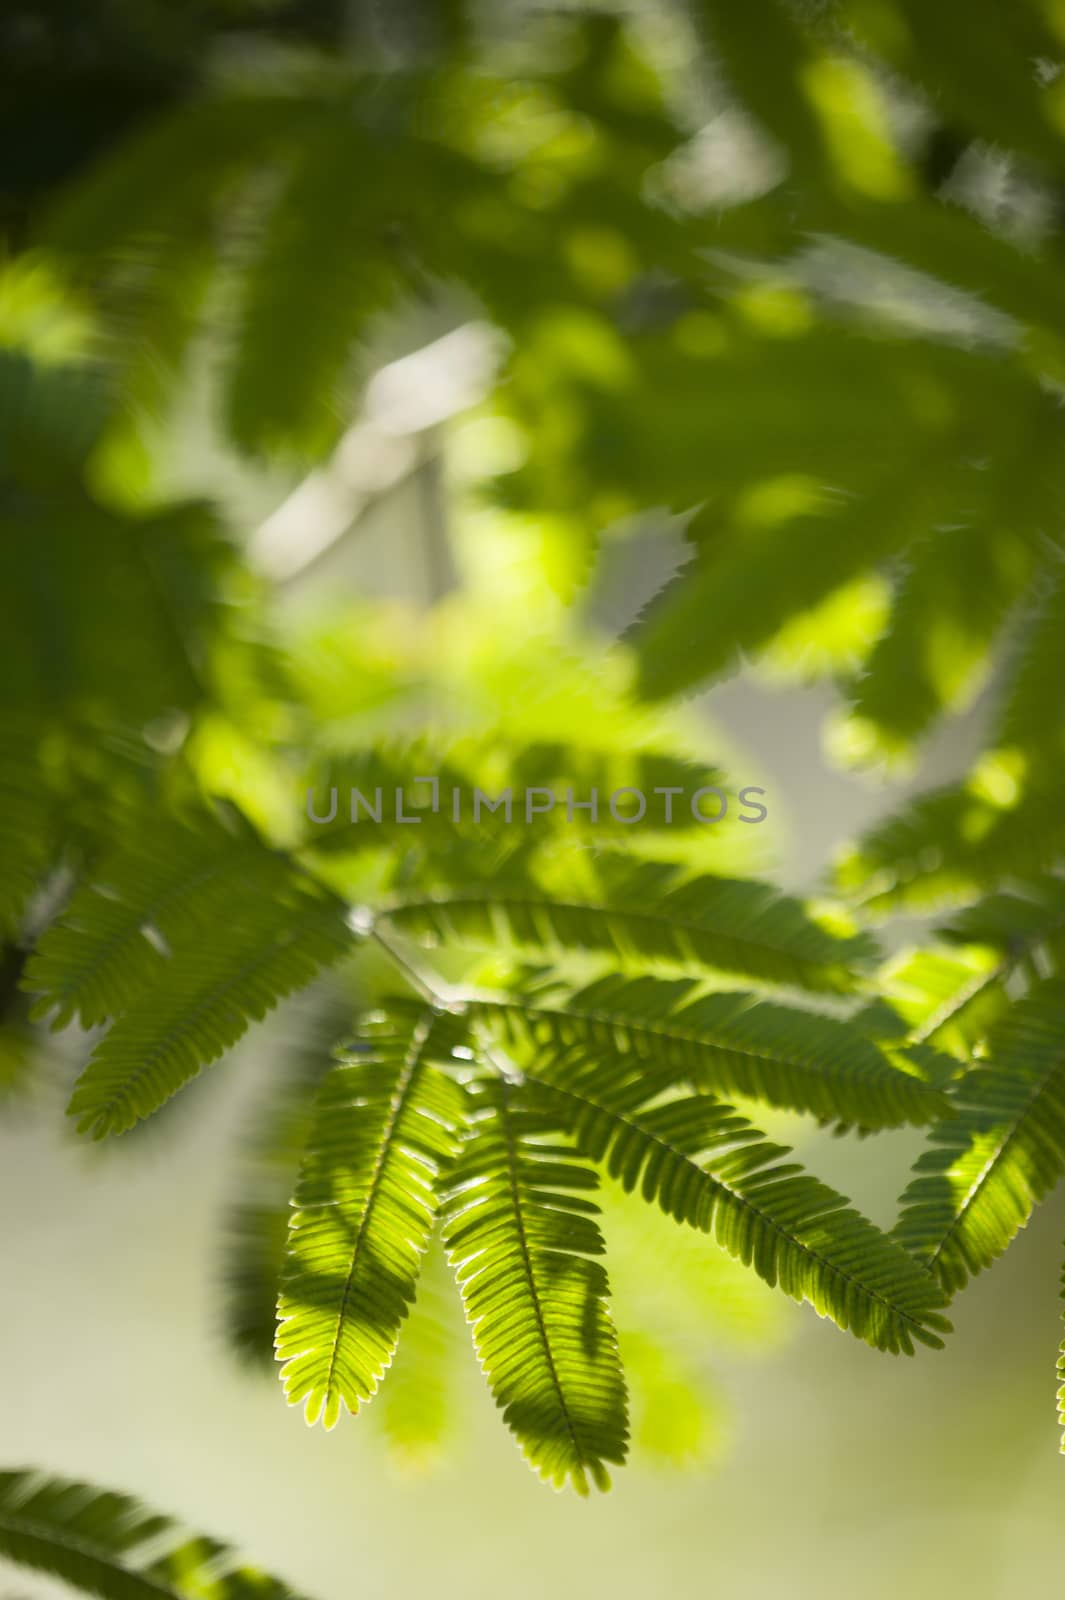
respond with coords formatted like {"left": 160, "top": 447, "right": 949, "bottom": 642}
{"left": 846, "top": 523, "right": 1034, "bottom": 753}
{"left": 0, "top": 1468, "right": 307, "bottom": 1600}
{"left": 375, "top": 1237, "right": 464, "bottom": 1473}
{"left": 1, "top": 497, "right": 235, "bottom": 723}
{"left": 894, "top": 981, "right": 1065, "bottom": 1292}
{"left": 66, "top": 878, "right": 352, "bottom": 1138}
{"left": 938, "top": 879, "right": 1065, "bottom": 958}
{"left": 999, "top": 555, "right": 1065, "bottom": 750}
{"left": 474, "top": 974, "right": 946, "bottom": 1129}
{"left": 385, "top": 862, "right": 876, "bottom": 993}
{"left": 513, "top": 1049, "right": 951, "bottom": 1353}
{"left": 228, "top": 111, "right": 403, "bottom": 456}
{"left": 26, "top": 809, "right": 299, "bottom": 1030}
{"left": 858, "top": 943, "right": 1011, "bottom": 1066}
{"left": 220, "top": 990, "right": 351, "bottom": 1364}
{"left": 277, "top": 1004, "right": 467, "bottom": 1427}
{"left": 441, "top": 1078, "right": 629, "bottom": 1493}
{"left": 836, "top": 777, "right": 1065, "bottom": 913}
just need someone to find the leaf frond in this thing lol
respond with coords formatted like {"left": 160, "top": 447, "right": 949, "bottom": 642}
{"left": 65, "top": 873, "right": 352, "bottom": 1138}
{"left": 510, "top": 1046, "right": 950, "bottom": 1354}
{"left": 277, "top": 1003, "right": 468, "bottom": 1427}
{"left": 894, "top": 981, "right": 1065, "bottom": 1292}
{"left": 0, "top": 1468, "right": 307, "bottom": 1600}
{"left": 442, "top": 1077, "right": 629, "bottom": 1493}
{"left": 385, "top": 862, "right": 877, "bottom": 994}
{"left": 474, "top": 973, "right": 947, "bottom": 1129}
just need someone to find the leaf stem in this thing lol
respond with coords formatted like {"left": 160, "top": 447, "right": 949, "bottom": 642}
{"left": 368, "top": 920, "right": 454, "bottom": 1009}
{"left": 367, "top": 920, "right": 523, "bottom": 1082}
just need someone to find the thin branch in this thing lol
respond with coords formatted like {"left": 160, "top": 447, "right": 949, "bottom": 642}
{"left": 368, "top": 921, "right": 454, "bottom": 1008}
{"left": 367, "top": 921, "right": 523, "bottom": 1081}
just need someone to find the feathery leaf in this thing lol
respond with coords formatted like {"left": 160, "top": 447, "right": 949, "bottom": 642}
{"left": 277, "top": 1004, "right": 468, "bottom": 1426}
{"left": 442, "top": 1077, "right": 629, "bottom": 1493}
{"left": 846, "top": 523, "right": 1034, "bottom": 753}
{"left": 474, "top": 973, "right": 946, "bottom": 1129}
{"left": 26, "top": 809, "right": 301, "bottom": 1031}
{"left": 836, "top": 777, "right": 1065, "bottom": 913}
{"left": 220, "top": 991, "right": 352, "bottom": 1364}
{"left": 385, "top": 862, "right": 877, "bottom": 993}
{"left": 894, "top": 981, "right": 1065, "bottom": 1292}
{"left": 66, "top": 875, "right": 353, "bottom": 1138}
{"left": 515, "top": 1048, "right": 951, "bottom": 1353}
{"left": 0, "top": 1468, "right": 307, "bottom": 1600}
{"left": 998, "top": 556, "right": 1065, "bottom": 751}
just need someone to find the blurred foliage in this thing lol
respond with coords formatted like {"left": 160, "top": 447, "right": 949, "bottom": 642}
{"left": 0, "top": 1466, "right": 312, "bottom": 1600}
{"left": 4, "top": 0, "right": 1065, "bottom": 1496}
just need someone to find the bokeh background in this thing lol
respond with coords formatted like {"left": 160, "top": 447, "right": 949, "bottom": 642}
{"left": 3, "top": 682, "right": 1063, "bottom": 1600}
{"left": 3, "top": 2, "right": 1065, "bottom": 1595}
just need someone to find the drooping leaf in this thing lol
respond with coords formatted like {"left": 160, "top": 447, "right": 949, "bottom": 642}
{"left": 894, "top": 981, "right": 1065, "bottom": 1292}
{"left": 375, "top": 1237, "right": 464, "bottom": 1473}
{"left": 277, "top": 1004, "right": 467, "bottom": 1427}
{"left": 515, "top": 1046, "right": 950, "bottom": 1353}
{"left": 220, "top": 989, "right": 353, "bottom": 1364}
{"left": 227, "top": 110, "right": 406, "bottom": 456}
{"left": 441, "top": 1077, "right": 629, "bottom": 1492}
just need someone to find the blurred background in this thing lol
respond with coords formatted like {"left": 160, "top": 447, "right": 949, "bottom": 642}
{"left": 3, "top": 1, "right": 1065, "bottom": 1595}
{"left": 3, "top": 677, "right": 1063, "bottom": 1599}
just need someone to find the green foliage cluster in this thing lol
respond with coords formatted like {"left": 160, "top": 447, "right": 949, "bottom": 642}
{"left": 4, "top": 0, "right": 1065, "bottom": 1512}
{"left": 0, "top": 1467, "right": 309, "bottom": 1600}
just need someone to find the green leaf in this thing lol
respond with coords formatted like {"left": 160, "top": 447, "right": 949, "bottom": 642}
{"left": 938, "top": 880, "right": 1065, "bottom": 957}
{"left": 277, "top": 1004, "right": 467, "bottom": 1427}
{"left": 441, "top": 1077, "right": 629, "bottom": 1493}
{"left": 998, "top": 556, "right": 1065, "bottom": 751}
{"left": 0, "top": 1467, "right": 308, "bottom": 1600}
{"left": 863, "top": 943, "right": 1011, "bottom": 1063}
{"left": 894, "top": 981, "right": 1065, "bottom": 1292}
{"left": 46, "top": 91, "right": 312, "bottom": 261}
{"left": 475, "top": 973, "right": 947, "bottom": 1128}
{"left": 846, "top": 523, "right": 1035, "bottom": 753}
{"left": 0, "top": 497, "right": 235, "bottom": 722}
{"left": 26, "top": 809, "right": 298, "bottom": 1031}
{"left": 836, "top": 776, "right": 1065, "bottom": 913}
{"left": 384, "top": 861, "right": 877, "bottom": 993}
{"left": 632, "top": 477, "right": 937, "bottom": 700}
{"left": 517, "top": 1048, "right": 951, "bottom": 1354}
{"left": 227, "top": 110, "right": 403, "bottom": 456}
{"left": 0, "top": 716, "right": 55, "bottom": 942}
{"left": 66, "top": 876, "right": 353, "bottom": 1138}
{"left": 375, "top": 1238, "right": 463, "bottom": 1472}
{"left": 220, "top": 991, "right": 352, "bottom": 1365}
